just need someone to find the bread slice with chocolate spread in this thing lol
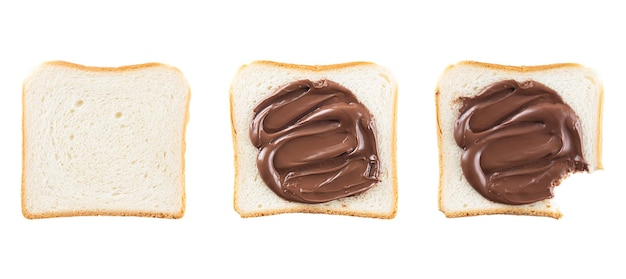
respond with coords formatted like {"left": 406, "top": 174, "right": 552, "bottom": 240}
{"left": 436, "top": 61, "right": 603, "bottom": 218}
{"left": 230, "top": 61, "right": 398, "bottom": 218}
{"left": 22, "top": 61, "right": 190, "bottom": 219}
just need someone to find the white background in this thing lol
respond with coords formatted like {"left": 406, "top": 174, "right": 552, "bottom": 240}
{"left": 1, "top": 0, "right": 624, "bottom": 278}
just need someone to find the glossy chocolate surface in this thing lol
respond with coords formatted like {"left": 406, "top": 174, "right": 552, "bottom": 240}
{"left": 250, "top": 80, "right": 379, "bottom": 203}
{"left": 455, "top": 80, "right": 588, "bottom": 205}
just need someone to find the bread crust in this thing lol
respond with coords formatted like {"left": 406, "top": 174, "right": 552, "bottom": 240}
{"left": 34, "top": 60, "right": 177, "bottom": 72}
{"left": 596, "top": 84, "right": 605, "bottom": 170}
{"left": 241, "top": 60, "right": 376, "bottom": 72}
{"left": 450, "top": 60, "right": 582, "bottom": 72}
{"left": 22, "top": 61, "right": 190, "bottom": 219}
{"left": 436, "top": 61, "right": 603, "bottom": 219}
{"left": 230, "top": 61, "right": 397, "bottom": 219}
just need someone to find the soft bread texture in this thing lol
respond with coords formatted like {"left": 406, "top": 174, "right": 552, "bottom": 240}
{"left": 22, "top": 61, "right": 190, "bottom": 219}
{"left": 230, "top": 61, "right": 398, "bottom": 218}
{"left": 436, "top": 61, "right": 603, "bottom": 219}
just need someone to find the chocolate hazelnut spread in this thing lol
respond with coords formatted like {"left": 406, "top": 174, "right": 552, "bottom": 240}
{"left": 250, "top": 79, "right": 379, "bottom": 203}
{"left": 454, "top": 80, "right": 588, "bottom": 205}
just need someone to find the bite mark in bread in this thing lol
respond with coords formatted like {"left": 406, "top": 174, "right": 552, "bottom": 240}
{"left": 436, "top": 61, "right": 603, "bottom": 218}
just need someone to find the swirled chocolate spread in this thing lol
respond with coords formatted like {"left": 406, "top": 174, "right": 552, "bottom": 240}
{"left": 250, "top": 79, "right": 379, "bottom": 203}
{"left": 454, "top": 80, "right": 588, "bottom": 205}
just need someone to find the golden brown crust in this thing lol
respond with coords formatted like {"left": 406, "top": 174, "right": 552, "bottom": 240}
{"left": 231, "top": 60, "right": 397, "bottom": 219}
{"left": 237, "top": 206, "right": 396, "bottom": 219}
{"left": 436, "top": 60, "right": 601, "bottom": 219}
{"left": 230, "top": 85, "right": 242, "bottom": 215}
{"left": 596, "top": 85, "right": 604, "bottom": 170}
{"left": 41, "top": 60, "right": 174, "bottom": 72}
{"left": 22, "top": 61, "right": 188, "bottom": 219}
{"left": 389, "top": 72, "right": 399, "bottom": 219}
{"left": 435, "top": 90, "right": 445, "bottom": 215}
{"left": 443, "top": 208, "right": 562, "bottom": 219}
{"left": 242, "top": 60, "right": 376, "bottom": 73}
{"left": 454, "top": 60, "right": 583, "bottom": 72}
{"left": 179, "top": 71, "right": 191, "bottom": 219}
{"left": 23, "top": 210, "right": 184, "bottom": 219}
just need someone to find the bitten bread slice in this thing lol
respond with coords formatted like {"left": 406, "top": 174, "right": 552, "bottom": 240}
{"left": 436, "top": 61, "right": 603, "bottom": 218}
{"left": 22, "top": 61, "right": 190, "bottom": 219}
{"left": 230, "top": 61, "right": 398, "bottom": 218}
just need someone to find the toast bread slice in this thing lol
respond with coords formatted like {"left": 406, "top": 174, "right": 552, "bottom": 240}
{"left": 436, "top": 61, "right": 603, "bottom": 218}
{"left": 22, "top": 61, "right": 190, "bottom": 219}
{"left": 230, "top": 61, "right": 398, "bottom": 218}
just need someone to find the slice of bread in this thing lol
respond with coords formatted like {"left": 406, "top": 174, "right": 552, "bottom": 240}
{"left": 436, "top": 61, "right": 603, "bottom": 218}
{"left": 230, "top": 61, "right": 398, "bottom": 218}
{"left": 22, "top": 61, "right": 190, "bottom": 219}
